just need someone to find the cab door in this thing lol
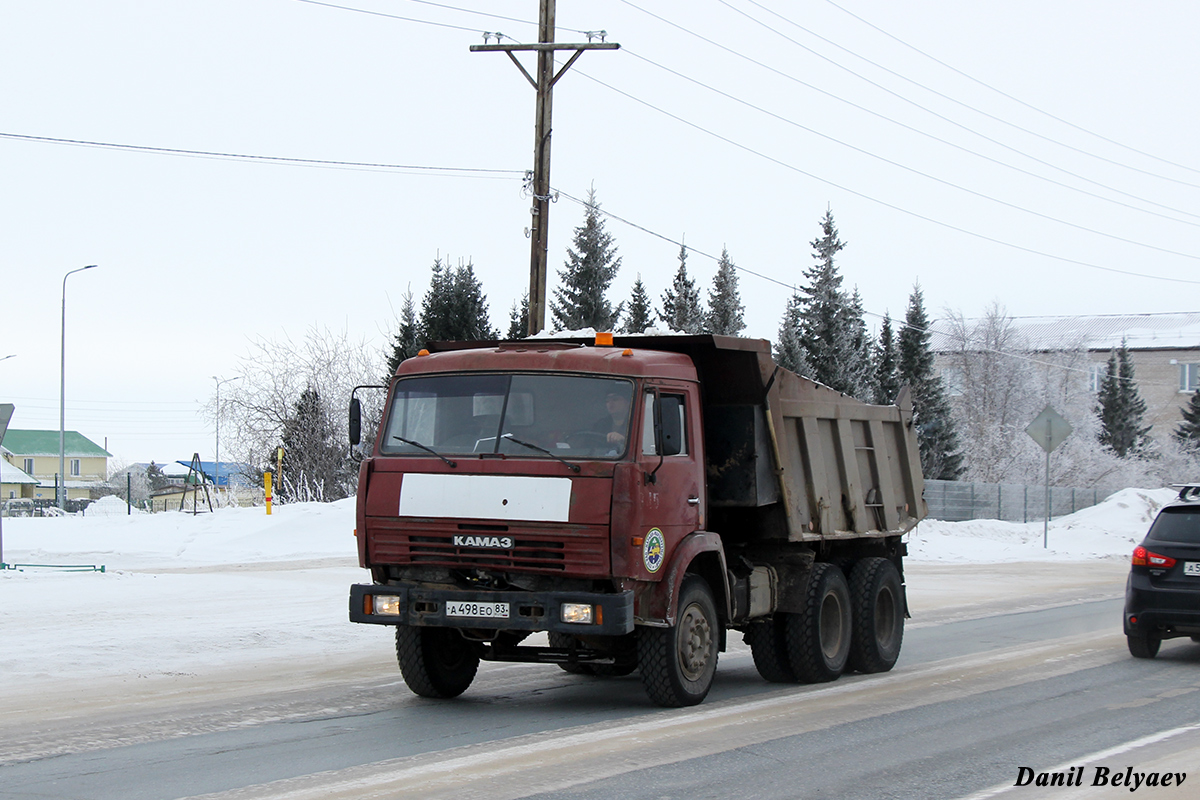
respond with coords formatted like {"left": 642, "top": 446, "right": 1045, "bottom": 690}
{"left": 628, "top": 383, "right": 704, "bottom": 578}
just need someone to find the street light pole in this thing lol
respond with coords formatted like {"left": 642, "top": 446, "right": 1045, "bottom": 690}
{"left": 212, "top": 375, "right": 241, "bottom": 503}
{"left": 60, "top": 265, "right": 98, "bottom": 510}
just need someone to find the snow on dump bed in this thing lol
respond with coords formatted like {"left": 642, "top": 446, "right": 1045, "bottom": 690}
{"left": 905, "top": 487, "right": 1177, "bottom": 563}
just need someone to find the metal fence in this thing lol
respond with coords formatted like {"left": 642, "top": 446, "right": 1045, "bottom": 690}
{"left": 923, "top": 479, "right": 1125, "bottom": 522}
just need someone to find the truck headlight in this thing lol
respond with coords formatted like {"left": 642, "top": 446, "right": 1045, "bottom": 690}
{"left": 561, "top": 603, "right": 595, "bottom": 624}
{"left": 372, "top": 595, "right": 403, "bottom": 616}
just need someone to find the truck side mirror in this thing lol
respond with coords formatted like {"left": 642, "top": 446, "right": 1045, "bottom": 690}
{"left": 349, "top": 397, "right": 362, "bottom": 446}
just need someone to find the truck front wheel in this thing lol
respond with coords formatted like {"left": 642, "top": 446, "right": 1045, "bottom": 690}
{"left": 786, "top": 562, "right": 851, "bottom": 683}
{"left": 847, "top": 557, "right": 904, "bottom": 673}
{"left": 639, "top": 575, "right": 719, "bottom": 707}
{"left": 395, "top": 626, "right": 480, "bottom": 698}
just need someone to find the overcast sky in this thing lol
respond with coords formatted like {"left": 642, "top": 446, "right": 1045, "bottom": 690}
{"left": 3, "top": 0, "right": 1199, "bottom": 465}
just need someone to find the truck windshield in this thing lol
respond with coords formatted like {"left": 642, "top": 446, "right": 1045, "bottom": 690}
{"left": 380, "top": 373, "right": 635, "bottom": 459}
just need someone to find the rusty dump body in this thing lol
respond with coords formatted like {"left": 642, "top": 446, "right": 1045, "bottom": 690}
{"left": 349, "top": 334, "right": 927, "bottom": 706}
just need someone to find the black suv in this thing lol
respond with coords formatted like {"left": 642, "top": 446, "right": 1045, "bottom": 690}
{"left": 1124, "top": 484, "right": 1200, "bottom": 658}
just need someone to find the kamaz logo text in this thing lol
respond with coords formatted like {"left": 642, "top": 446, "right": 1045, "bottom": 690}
{"left": 453, "top": 535, "right": 514, "bottom": 549}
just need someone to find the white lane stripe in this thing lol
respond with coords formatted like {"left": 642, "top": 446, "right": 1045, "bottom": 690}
{"left": 953, "top": 723, "right": 1200, "bottom": 800}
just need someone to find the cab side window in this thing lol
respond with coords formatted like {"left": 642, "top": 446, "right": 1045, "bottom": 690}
{"left": 641, "top": 391, "right": 689, "bottom": 456}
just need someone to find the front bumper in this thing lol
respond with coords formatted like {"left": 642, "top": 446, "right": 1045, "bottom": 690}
{"left": 349, "top": 583, "right": 635, "bottom": 636}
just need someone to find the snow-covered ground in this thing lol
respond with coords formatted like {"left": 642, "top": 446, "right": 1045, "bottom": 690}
{"left": 0, "top": 488, "right": 1175, "bottom": 700}
{"left": 907, "top": 487, "right": 1173, "bottom": 562}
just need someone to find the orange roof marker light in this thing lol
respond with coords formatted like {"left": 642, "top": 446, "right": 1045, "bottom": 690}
{"left": 418, "top": 349, "right": 430, "bottom": 356}
{"left": 595, "top": 332, "right": 614, "bottom": 346}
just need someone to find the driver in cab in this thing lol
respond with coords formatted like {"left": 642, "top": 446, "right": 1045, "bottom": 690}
{"left": 593, "top": 391, "right": 631, "bottom": 452}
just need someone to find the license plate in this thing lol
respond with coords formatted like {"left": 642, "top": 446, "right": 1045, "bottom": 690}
{"left": 1185, "top": 562, "right": 1200, "bottom": 577}
{"left": 445, "top": 601, "right": 509, "bottom": 619}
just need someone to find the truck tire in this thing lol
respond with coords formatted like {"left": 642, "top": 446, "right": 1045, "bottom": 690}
{"left": 395, "top": 626, "right": 480, "bottom": 698}
{"left": 785, "top": 562, "right": 851, "bottom": 683}
{"left": 745, "top": 615, "right": 796, "bottom": 683}
{"left": 847, "top": 557, "right": 904, "bottom": 673}
{"left": 638, "top": 575, "right": 719, "bottom": 707}
{"left": 1127, "top": 630, "right": 1161, "bottom": 659}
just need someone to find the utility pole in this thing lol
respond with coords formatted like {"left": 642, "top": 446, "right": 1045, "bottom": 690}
{"left": 471, "top": 0, "right": 618, "bottom": 336}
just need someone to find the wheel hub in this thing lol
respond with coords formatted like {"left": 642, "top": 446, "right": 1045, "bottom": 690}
{"left": 678, "top": 603, "right": 713, "bottom": 681}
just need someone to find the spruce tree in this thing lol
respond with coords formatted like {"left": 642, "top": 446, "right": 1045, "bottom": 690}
{"left": 506, "top": 292, "right": 529, "bottom": 340}
{"left": 846, "top": 287, "right": 874, "bottom": 398}
{"left": 659, "top": 245, "right": 705, "bottom": 334}
{"left": 421, "top": 256, "right": 498, "bottom": 343}
{"left": 775, "top": 293, "right": 809, "bottom": 375}
{"left": 385, "top": 289, "right": 420, "bottom": 378}
{"left": 796, "top": 208, "right": 868, "bottom": 397}
{"left": 277, "top": 386, "right": 347, "bottom": 502}
{"left": 898, "top": 283, "right": 962, "bottom": 479}
{"left": 1096, "top": 340, "right": 1151, "bottom": 457}
{"left": 1174, "top": 390, "right": 1200, "bottom": 451}
{"left": 620, "top": 275, "right": 653, "bottom": 334}
{"left": 550, "top": 188, "right": 623, "bottom": 331}
{"left": 706, "top": 248, "right": 745, "bottom": 335}
{"left": 873, "top": 313, "right": 900, "bottom": 405}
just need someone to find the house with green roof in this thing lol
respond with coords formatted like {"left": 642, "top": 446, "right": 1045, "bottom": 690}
{"left": 1, "top": 430, "right": 111, "bottom": 502}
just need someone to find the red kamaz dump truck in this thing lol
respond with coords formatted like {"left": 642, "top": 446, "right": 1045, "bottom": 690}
{"left": 348, "top": 334, "right": 926, "bottom": 707}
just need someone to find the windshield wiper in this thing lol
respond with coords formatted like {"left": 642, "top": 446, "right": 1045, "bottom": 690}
{"left": 392, "top": 436, "right": 457, "bottom": 468}
{"left": 502, "top": 433, "right": 581, "bottom": 473}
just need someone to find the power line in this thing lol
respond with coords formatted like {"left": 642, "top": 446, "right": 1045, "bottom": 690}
{"left": 820, "top": 0, "right": 1200, "bottom": 180}
{"left": 400, "top": 0, "right": 591, "bottom": 36}
{"left": 733, "top": 0, "right": 1200, "bottom": 192}
{"left": 6, "top": 395, "right": 204, "bottom": 407}
{"left": 618, "top": 0, "right": 1200, "bottom": 220}
{"left": 292, "top": 0, "right": 491, "bottom": 36}
{"left": 0, "top": 132, "right": 524, "bottom": 178}
{"left": 574, "top": 69, "right": 1200, "bottom": 286}
{"left": 622, "top": 48, "right": 1200, "bottom": 254}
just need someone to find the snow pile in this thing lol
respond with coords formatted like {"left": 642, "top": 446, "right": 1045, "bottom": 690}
{"left": 82, "top": 495, "right": 148, "bottom": 517}
{"left": 905, "top": 487, "right": 1176, "bottom": 563}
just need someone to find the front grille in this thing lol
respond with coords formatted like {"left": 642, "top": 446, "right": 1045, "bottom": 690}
{"left": 410, "top": 535, "right": 567, "bottom": 569}
{"left": 368, "top": 522, "right": 609, "bottom": 577}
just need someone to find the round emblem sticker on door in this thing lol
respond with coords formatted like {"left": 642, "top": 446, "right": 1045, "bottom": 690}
{"left": 643, "top": 528, "right": 665, "bottom": 573}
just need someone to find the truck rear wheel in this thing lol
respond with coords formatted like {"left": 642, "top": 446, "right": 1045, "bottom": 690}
{"left": 847, "top": 557, "right": 904, "bottom": 673}
{"left": 745, "top": 615, "right": 796, "bottom": 683}
{"left": 395, "top": 626, "right": 480, "bottom": 698}
{"left": 786, "top": 562, "right": 851, "bottom": 683}
{"left": 639, "top": 575, "right": 719, "bottom": 707}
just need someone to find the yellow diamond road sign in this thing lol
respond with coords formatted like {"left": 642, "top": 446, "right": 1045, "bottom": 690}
{"left": 1026, "top": 405, "right": 1072, "bottom": 454}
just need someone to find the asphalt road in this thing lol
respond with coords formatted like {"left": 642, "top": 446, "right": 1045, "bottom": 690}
{"left": 3, "top": 589, "right": 1198, "bottom": 800}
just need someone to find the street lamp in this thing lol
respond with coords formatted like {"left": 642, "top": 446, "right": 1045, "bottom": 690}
{"left": 60, "top": 265, "right": 99, "bottom": 510}
{"left": 213, "top": 375, "right": 241, "bottom": 501}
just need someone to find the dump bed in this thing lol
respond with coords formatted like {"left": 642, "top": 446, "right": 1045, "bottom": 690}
{"left": 429, "top": 334, "right": 927, "bottom": 542}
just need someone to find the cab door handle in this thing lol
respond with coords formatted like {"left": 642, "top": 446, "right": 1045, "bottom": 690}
{"left": 687, "top": 497, "right": 700, "bottom": 505}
